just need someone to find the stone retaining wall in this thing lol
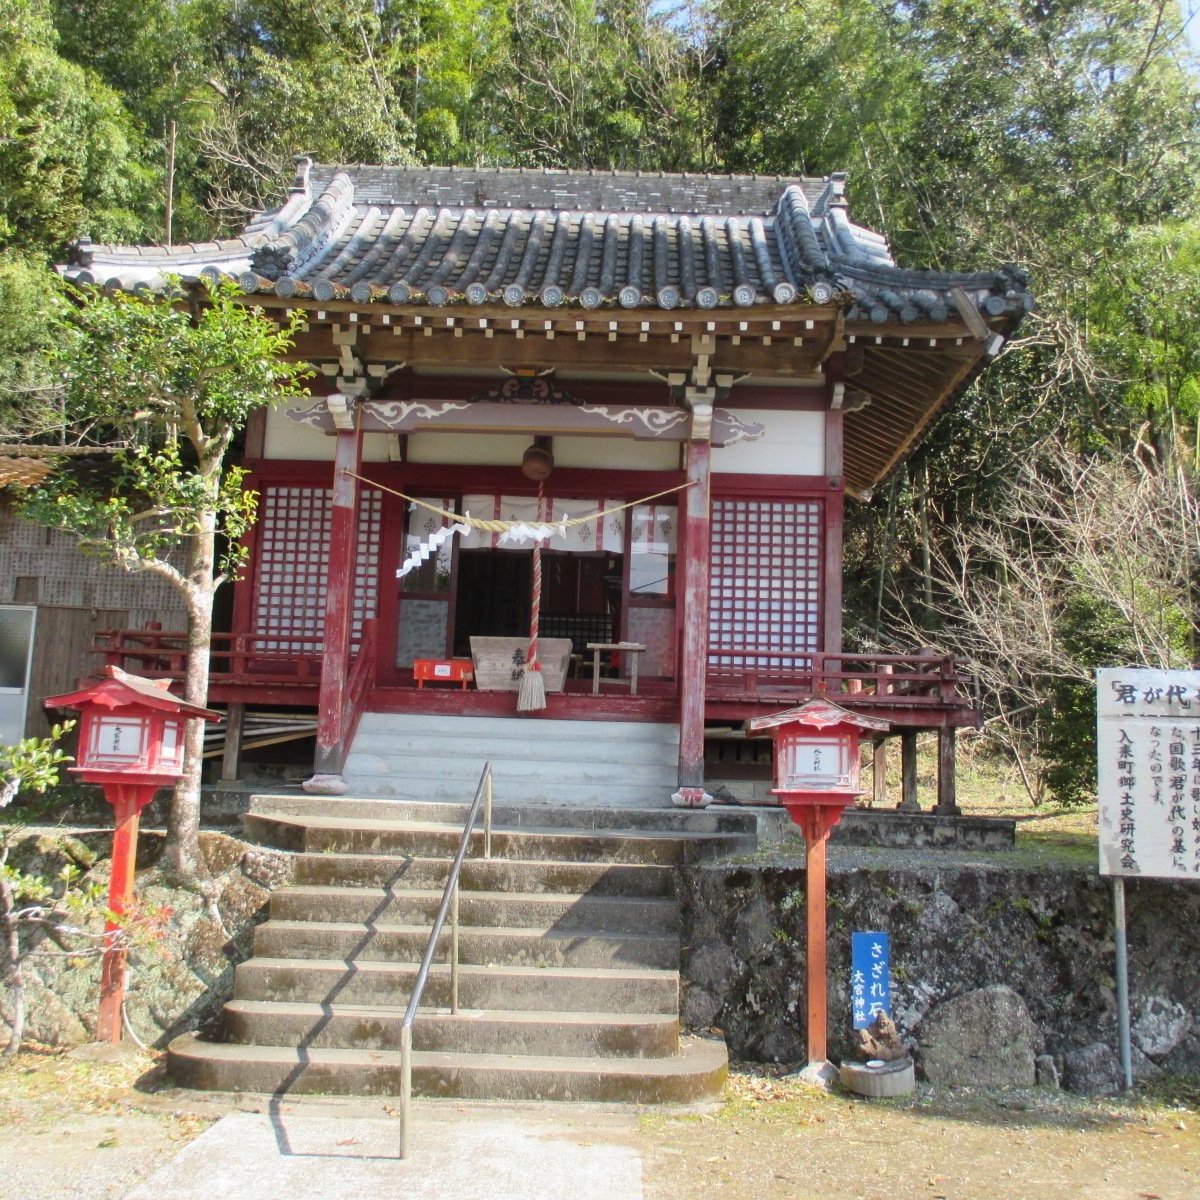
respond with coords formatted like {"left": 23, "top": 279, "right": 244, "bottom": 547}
{"left": 680, "top": 856, "right": 1200, "bottom": 1090}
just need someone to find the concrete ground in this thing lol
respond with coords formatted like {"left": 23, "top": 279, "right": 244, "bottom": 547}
{"left": 122, "top": 1099, "right": 644, "bottom": 1200}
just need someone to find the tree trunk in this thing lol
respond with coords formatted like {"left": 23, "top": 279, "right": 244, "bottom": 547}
{"left": 164, "top": 511, "right": 217, "bottom": 877}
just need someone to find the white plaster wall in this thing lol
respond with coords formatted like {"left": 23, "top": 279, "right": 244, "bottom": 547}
{"left": 262, "top": 405, "right": 392, "bottom": 462}
{"left": 712, "top": 409, "right": 826, "bottom": 476}
{"left": 409, "top": 432, "right": 678, "bottom": 470}
{"left": 406, "top": 432, "right": 531, "bottom": 465}
{"left": 263, "top": 405, "right": 333, "bottom": 460}
{"left": 553, "top": 437, "right": 679, "bottom": 471}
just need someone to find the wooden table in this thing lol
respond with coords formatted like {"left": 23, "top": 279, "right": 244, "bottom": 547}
{"left": 585, "top": 642, "right": 647, "bottom": 696}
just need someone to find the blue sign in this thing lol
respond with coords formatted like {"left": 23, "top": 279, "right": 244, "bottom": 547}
{"left": 851, "top": 931, "right": 891, "bottom": 1029}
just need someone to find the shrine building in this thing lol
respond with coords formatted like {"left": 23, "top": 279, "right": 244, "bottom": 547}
{"left": 57, "top": 159, "right": 1032, "bottom": 809}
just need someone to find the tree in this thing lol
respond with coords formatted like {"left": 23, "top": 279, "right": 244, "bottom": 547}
{"left": 885, "top": 441, "right": 1198, "bottom": 804}
{"left": 0, "top": 37, "right": 154, "bottom": 257}
{"left": 22, "top": 281, "right": 310, "bottom": 876}
{"left": 484, "top": 0, "right": 703, "bottom": 169}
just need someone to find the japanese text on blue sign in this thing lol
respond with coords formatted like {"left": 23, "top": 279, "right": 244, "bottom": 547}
{"left": 851, "top": 931, "right": 890, "bottom": 1029}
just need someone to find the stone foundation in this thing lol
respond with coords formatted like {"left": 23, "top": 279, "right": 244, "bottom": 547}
{"left": 680, "top": 856, "right": 1200, "bottom": 1088}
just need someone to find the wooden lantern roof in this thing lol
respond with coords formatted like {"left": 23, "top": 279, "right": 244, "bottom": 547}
{"left": 60, "top": 158, "right": 1034, "bottom": 495}
{"left": 45, "top": 665, "right": 221, "bottom": 719}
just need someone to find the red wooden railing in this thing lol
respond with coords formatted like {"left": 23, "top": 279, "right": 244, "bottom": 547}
{"left": 340, "top": 619, "right": 377, "bottom": 751}
{"left": 92, "top": 628, "right": 360, "bottom": 687}
{"left": 93, "top": 628, "right": 977, "bottom": 716}
{"left": 706, "top": 649, "right": 979, "bottom": 712}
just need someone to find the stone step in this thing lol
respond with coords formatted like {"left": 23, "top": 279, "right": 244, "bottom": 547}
{"left": 252, "top": 920, "right": 679, "bottom": 971}
{"left": 249, "top": 794, "right": 759, "bottom": 836}
{"left": 167, "top": 1032, "right": 728, "bottom": 1103}
{"left": 221, "top": 1000, "right": 680, "bottom": 1058}
{"left": 350, "top": 712, "right": 681, "bottom": 751}
{"left": 270, "top": 885, "right": 679, "bottom": 933}
{"left": 343, "top": 715, "right": 682, "bottom": 806}
{"left": 233, "top": 958, "right": 680, "bottom": 1014}
{"left": 347, "top": 751, "right": 676, "bottom": 787}
{"left": 291, "top": 853, "right": 678, "bottom": 898}
{"left": 246, "top": 813, "right": 750, "bottom": 864}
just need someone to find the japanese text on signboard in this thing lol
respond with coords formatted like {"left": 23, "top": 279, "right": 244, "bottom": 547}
{"left": 851, "top": 931, "right": 891, "bottom": 1029}
{"left": 1096, "top": 668, "right": 1200, "bottom": 881}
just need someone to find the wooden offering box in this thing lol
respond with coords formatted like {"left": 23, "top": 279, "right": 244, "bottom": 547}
{"left": 413, "top": 658, "right": 474, "bottom": 689}
{"left": 470, "top": 637, "right": 572, "bottom": 693}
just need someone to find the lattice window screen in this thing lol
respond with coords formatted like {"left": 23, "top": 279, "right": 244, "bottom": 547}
{"left": 708, "top": 498, "right": 822, "bottom": 674}
{"left": 252, "top": 485, "right": 382, "bottom": 651}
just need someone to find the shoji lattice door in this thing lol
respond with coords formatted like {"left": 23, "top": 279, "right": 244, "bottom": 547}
{"left": 252, "top": 484, "right": 382, "bottom": 652}
{"left": 708, "top": 497, "right": 823, "bottom": 684}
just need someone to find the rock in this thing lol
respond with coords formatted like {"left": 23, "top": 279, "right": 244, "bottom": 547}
{"left": 681, "top": 982, "right": 721, "bottom": 1029}
{"left": 1132, "top": 996, "right": 1191, "bottom": 1059}
{"left": 757, "top": 1020, "right": 804, "bottom": 1065}
{"left": 1133, "top": 1046, "right": 1163, "bottom": 1082}
{"left": 792, "top": 1059, "right": 839, "bottom": 1090}
{"left": 1162, "top": 1026, "right": 1200, "bottom": 1075}
{"left": 1035, "top": 1053, "right": 1060, "bottom": 1088}
{"left": 240, "top": 848, "right": 290, "bottom": 890}
{"left": 917, "top": 984, "right": 1044, "bottom": 1087}
{"left": 1062, "top": 1041, "right": 1123, "bottom": 1095}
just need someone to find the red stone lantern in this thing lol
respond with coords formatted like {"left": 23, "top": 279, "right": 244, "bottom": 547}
{"left": 45, "top": 666, "right": 219, "bottom": 1043}
{"left": 749, "top": 700, "right": 889, "bottom": 1070}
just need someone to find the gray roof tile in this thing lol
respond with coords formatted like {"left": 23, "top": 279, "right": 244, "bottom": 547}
{"left": 62, "top": 158, "right": 1032, "bottom": 321}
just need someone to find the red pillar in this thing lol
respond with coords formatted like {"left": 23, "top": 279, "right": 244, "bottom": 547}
{"left": 674, "top": 435, "right": 711, "bottom": 806}
{"left": 792, "top": 803, "right": 843, "bottom": 1067}
{"left": 307, "top": 410, "right": 363, "bottom": 793}
{"left": 96, "top": 786, "right": 146, "bottom": 1043}
{"left": 823, "top": 410, "right": 845, "bottom": 658}
{"left": 823, "top": 362, "right": 845, "bottom": 658}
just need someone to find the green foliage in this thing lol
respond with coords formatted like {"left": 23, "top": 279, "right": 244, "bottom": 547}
{"left": 0, "top": 724, "right": 110, "bottom": 1060}
{"left": 21, "top": 279, "right": 307, "bottom": 585}
{"left": 0, "top": 38, "right": 154, "bottom": 255}
{"left": 0, "top": 724, "right": 74, "bottom": 811}
{"left": 480, "top": 0, "right": 703, "bottom": 169}
{"left": 0, "top": 251, "right": 68, "bottom": 436}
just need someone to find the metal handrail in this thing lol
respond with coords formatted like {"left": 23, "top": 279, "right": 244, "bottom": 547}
{"left": 397, "top": 761, "right": 493, "bottom": 1158}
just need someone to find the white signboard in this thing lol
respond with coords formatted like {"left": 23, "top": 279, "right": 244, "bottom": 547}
{"left": 1096, "top": 667, "right": 1200, "bottom": 880}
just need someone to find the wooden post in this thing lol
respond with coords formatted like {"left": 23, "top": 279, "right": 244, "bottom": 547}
{"left": 790, "top": 803, "right": 846, "bottom": 1068}
{"left": 219, "top": 702, "right": 244, "bottom": 786}
{"left": 898, "top": 729, "right": 920, "bottom": 812}
{"left": 307, "top": 401, "right": 363, "bottom": 793}
{"left": 97, "top": 787, "right": 142, "bottom": 1043}
{"left": 936, "top": 726, "right": 960, "bottom": 815}
{"left": 805, "top": 818, "right": 829, "bottom": 1064}
{"left": 674, "top": 434, "right": 712, "bottom": 806}
{"left": 823, "top": 401, "right": 845, "bottom": 656}
{"left": 872, "top": 737, "right": 888, "bottom": 808}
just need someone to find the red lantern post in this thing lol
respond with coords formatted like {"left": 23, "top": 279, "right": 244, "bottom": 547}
{"left": 749, "top": 701, "right": 889, "bottom": 1069}
{"left": 44, "top": 667, "right": 219, "bottom": 1043}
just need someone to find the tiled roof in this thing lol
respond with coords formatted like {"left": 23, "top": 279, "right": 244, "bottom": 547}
{"left": 62, "top": 158, "right": 1033, "bottom": 322}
